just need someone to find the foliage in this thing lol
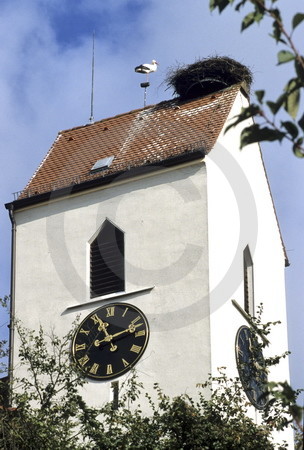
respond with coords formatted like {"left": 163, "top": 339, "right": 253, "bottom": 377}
{"left": 209, "top": 0, "right": 304, "bottom": 156}
{"left": 0, "top": 340, "right": 8, "bottom": 375}
{"left": 0, "top": 315, "right": 300, "bottom": 449}
{"left": 0, "top": 322, "right": 93, "bottom": 450}
{"left": 245, "top": 305, "right": 303, "bottom": 436}
{"left": 83, "top": 370, "right": 280, "bottom": 450}
{"left": 0, "top": 296, "right": 9, "bottom": 406}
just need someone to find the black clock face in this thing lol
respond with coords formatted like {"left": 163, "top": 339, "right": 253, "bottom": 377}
{"left": 235, "top": 325, "right": 268, "bottom": 409}
{"left": 72, "top": 303, "right": 149, "bottom": 380}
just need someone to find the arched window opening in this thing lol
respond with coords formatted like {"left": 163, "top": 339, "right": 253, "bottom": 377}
{"left": 243, "top": 245, "right": 254, "bottom": 316}
{"left": 90, "top": 220, "right": 125, "bottom": 298}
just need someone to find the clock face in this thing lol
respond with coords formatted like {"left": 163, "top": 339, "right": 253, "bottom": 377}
{"left": 235, "top": 325, "right": 268, "bottom": 409}
{"left": 72, "top": 303, "right": 149, "bottom": 380}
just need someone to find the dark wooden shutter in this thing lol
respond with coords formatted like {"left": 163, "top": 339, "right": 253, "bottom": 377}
{"left": 244, "top": 264, "right": 249, "bottom": 314}
{"left": 243, "top": 246, "right": 254, "bottom": 315}
{"left": 90, "top": 221, "right": 124, "bottom": 298}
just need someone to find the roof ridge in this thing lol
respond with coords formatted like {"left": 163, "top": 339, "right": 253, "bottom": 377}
{"left": 58, "top": 83, "right": 242, "bottom": 135}
{"left": 59, "top": 100, "right": 174, "bottom": 135}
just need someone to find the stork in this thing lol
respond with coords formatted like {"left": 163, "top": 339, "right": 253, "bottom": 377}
{"left": 135, "top": 59, "right": 158, "bottom": 74}
{"left": 135, "top": 59, "right": 158, "bottom": 82}
{"left": 135, "top": 59, "right": 159, "bottom": 107}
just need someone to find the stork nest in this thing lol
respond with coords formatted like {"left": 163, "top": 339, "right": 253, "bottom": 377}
{"left": 166, "top": 56, "right": 253, "bottom": 100}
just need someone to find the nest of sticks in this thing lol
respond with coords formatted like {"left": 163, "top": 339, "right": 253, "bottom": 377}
{"left": 166, "top": 56, "right": 253, "bottom": 100}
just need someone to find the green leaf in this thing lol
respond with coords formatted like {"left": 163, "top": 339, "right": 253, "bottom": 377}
{"left": 277, "top": 50, "right": 295, "bottom": 65}
{"left": 241, "top": 12, "right": 255, "bottom": 30}
{"left": 255, "top": 90, "right": 265, "bottom": 104}
{"left": 266, "top": 93, "right": 285, "bottom": 115}
{"left": 241, "top": 10, "right": 263, "bottom": 30}
{"left": 225, "top": 104, "right": 261, "bottom": 133}
{"left": 298, "top": 113, "right": 304, "bottom": 131}
{"left": 240, "top": 124, "right": 285, "bottom": 148}
{"left": 271, "top": 8, "right": 282, "bottom": 21}
{"left": 284, "top": 79, "right": 300, "bottom": 118}
{"left": 269, "top": 33, "right": 287, "bottom": 45}
{"left": 292, "top": 13, "right": 304, "bottom": 30}
{"left": 235, "top": 0, "right": 246, "bottom": 12}
{"left": 209, "top": 0, "right": 216, "bottom": 11}
{"left": 271, "top": 19, "right": 282, "bottom": 42}
{"left": 255, "top": 12, "right": 264, "bottom": 23}
{"left": 294, "top": 57, "right": 304, "bottom": 80}
{"left": 293, "top": 138, "right": 304, "bottom": 157}
{"left": 293, "top": 146, "right": 304, "bottom": 158}
{"left": 266, "top": 101, "right": 278, "bottom": 115}
{"left": 281, "top": 121, "right": 299, "bottom": 139}
{"left": 209, "top": 0, "right": 231, "bottom": 13}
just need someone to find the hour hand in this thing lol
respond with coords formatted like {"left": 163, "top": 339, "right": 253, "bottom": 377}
{"left": 94, "top": 335, "right": 111, "bottom": 346}
{"left": 96, "top": 318, "right": 108, "bottom": 332}
{"left": 94, "top": 336, "right": 117, "bottom": 352}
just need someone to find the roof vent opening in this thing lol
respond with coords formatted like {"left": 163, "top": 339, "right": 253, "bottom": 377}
{"left": 90, "top": 155, "right": 114, "bottom": 174}
{"left": 165, "top": 56, "right": 253, "bottom": 100}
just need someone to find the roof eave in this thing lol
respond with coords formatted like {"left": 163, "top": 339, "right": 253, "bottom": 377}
{"left": 5, "top": 148, "right": 206, "bottom": 211}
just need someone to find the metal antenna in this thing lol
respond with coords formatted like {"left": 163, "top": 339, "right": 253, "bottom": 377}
{"left": 89, "top": 31, "right": 95, "bottom": 123}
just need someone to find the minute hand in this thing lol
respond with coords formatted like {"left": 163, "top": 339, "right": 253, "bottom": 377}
{"left": 94, "top": 323, "right": 143, "bottom": 346}
{"left": 112, "top": 322, "right": 143, "bottom": 338}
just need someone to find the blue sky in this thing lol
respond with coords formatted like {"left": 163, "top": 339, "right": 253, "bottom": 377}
{"left": 0, "top": 0, "right": 303, "bottom": 393}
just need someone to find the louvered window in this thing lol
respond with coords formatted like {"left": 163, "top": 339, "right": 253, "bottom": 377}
{"left": 90, "top": 220, "right": 125, "bottom": 298}
{"left": 243, "top": 245, "right": 254, "bottom": 316}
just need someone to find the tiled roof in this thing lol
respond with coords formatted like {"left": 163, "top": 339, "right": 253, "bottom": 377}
{"left": 19, "top": 84, "right": 241, "bottom": 200}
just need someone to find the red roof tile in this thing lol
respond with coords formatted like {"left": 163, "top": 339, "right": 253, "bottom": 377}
{"left": 20, "top": 84, "right": 240, "bottom": 199}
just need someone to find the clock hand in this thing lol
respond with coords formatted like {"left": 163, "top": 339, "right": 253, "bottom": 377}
{"left": 95, "top": 316, "right": 108, "bottom": 332}
{"left": 95, "top": 317, "right": 117, "bottom": 352}
{"left": 94, "top": 323, "right": 143, "bottom": 347}
{"left": 121, "top": 322, "right": 143, "bottom": 335}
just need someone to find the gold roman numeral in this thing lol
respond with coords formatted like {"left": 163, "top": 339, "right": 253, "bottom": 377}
{"left": 122, "top": 307, "right": 129, "bottom": 317}
{"left": 107, "top": 364, "right": 113, "bottom": 375}
{"left": 75, "top": 343, "right": 86, "bottom": 351}
{"left": 135, "top": 330, "right": 145, "bottom": 338}
{"left": 90, "top": 314, "right": 100, "bottom": 324}
{"left": 122, "top": 358, "right": 129, "bottom": 367}
{"left": 106, "top": 306, "right": 115, "bottom": 317}
{"left": 236, "top": 345, "right": 243, "bottom": 357}
{"left": 131, "top": 315, "right": 141, "bottom": 325}
{"left": 78, "top": 355, "right": 89, "bottom": 367}
{"left": 130, "top": 344, "right": 142, "bottom": 354}
{"left": 79, "top": 328, "right": 90, "bottom": 336}
{"left": 89, "top": 363, "right": 99, "bottom": 375}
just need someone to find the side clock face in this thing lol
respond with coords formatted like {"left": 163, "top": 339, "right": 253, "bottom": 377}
{"left": 72, "top": 303, "right": 149, "bottom": 380}
{"left": 235, "top": 325, "right": 268, "bottom": 410}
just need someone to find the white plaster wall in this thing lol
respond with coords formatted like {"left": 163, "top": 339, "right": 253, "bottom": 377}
{"left": 206, "top": 91, "right": 292, "bottom": 446}
{"left": 12, "top": 91, "right": 292, "bottom": 445}
{"left": 13, "top": 162, "right": 210, "bottom": 406}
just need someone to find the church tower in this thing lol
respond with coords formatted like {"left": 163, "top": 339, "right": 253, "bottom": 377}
{"left": 5, "top": 58, "right": 292, "bottom": 444}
